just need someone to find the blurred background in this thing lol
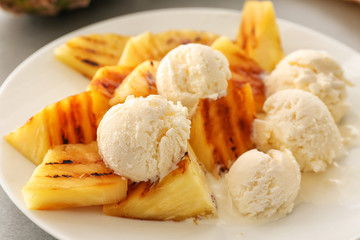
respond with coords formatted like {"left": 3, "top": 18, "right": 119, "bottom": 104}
{"left": 0, "top": 0, "right": 359, "bottom": 239}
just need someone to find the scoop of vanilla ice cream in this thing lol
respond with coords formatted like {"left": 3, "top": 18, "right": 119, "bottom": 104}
{"left": 253, "top": 89, "right": 344, "bottom": 172}
{"left": 265, "top": 49, "right": 350, "bottom": 122}
{"left": 156, "top": 43, "right": 231, "bottom": 115}
{"left": 225, "top": 149, "right": 301, "bottom": 219}
{"left": 97, "top": 95, "right": 191, "bottom": 182}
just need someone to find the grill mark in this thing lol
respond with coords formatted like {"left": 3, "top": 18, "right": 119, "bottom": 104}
{"left": 140, "top": 181, "right": 154, "bottom": 197}
{"left": 233, "top": 84, "right": 256, "bottom": 153}
{"left": 67, "top": 96, "right": 78, "bottom": 143}
{"left": 229, "top": 57, "right": 265, "bottom": 111}
{"left": 240, "top": 21, "right": 247, "bottom": 50}
{"left": 145, "top": 70, "right": 156, "bottom": 91}
{"left": 46, "top": 171, "right": 114, "bottom": 179}
{"left": 201, "top": 100, "right": 211, "bottom": 142}
{"left": 181, "top": 39, "right": 191, "bottom": 45}
{"left": 228, "top": 82, "right": 246, "bottom": 160}
{"left": 200, "top": 99, "right": 221, "bottom": 170}
{"left": 87, "top": 93, "right": 98, "bottom": 141}
{"left": 126, "top": 157, "right": 190, "bottom": 198}
{"left": 69, "top": 96, "right": 84, "bottom": 143}
{"left": 61, "top": 134, "right": 69, "bottom": 144}
{"left": 166, "top": 38, "right": 175, "bottom": 44}
{"left": 92, "top": 67, "right": 132, "bottom": 98}
{"left": 80, "top": 36, "right": 107, "bottom": 45}
{"left": 46, "top": 160, "right": 74, "bottom": 165}
{"left": 174, "top": 156, "right": 188, "bottom": 175}
{"left": 213, "top": 97, "right": 235, "bottom": 168}
{"left": 250, "top": 25, "right": 257, "bottom": 48}
{"left": 90, "top": 172, "right": 113, "bottom": 177}
{"left": 67, "top": 42, "right": 117, "bottom": 58}
{"left": 230, "top": 52, "right": 263, "bottom": 74}
{"left": 203, "top": 98, "right": 227, "bottom": 168}
{"left": 46, "top": 174, "right": 73, "bottom": 178}
{"left": 81, "top": 59, "right": 100, "bottom": 67}
{"left": 56, "top": 100, "right": 69, "bottom": 144}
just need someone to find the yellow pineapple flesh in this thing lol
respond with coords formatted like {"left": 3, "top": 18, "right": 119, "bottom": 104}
{"left": 103, "top": 145, "right": 216, "bottom": 221}
{"left": 236, "top": 0, "right": 284, "bottom": 72}
{"left": 4, "top": 91, "right": 110, "bottom": 165}
{"left": 110, "top": 60, "right": 159, "bottom": 106}
{"left": 88, "top": 65, "right": 134, "bottom": 99}
{"left": 154, "top": 29, "right": 219, "bottom": 56}
{"left": 22, "top": 142, "right": 128, "bottom": 210}
{"left": 212, "top": 36, "right": 265, "bottom": 112}
{"left": 190, "top": 83, "right": 256, "bottom": 176}
{"left": 54, "top": 34, "right": 130, "bottom": 79}
{"left": 118, "top": 31, "right": 163, "bottom": 68}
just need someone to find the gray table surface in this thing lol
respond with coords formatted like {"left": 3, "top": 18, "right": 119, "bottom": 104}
{"left": 0, "top": 0, "right": 359, "bottom": 239}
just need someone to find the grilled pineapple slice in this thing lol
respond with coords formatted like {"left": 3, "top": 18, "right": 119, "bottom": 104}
{"left": 103, "top": 145, "right": 216, "bottom": 221}
{"left": 110, "top": 60, "right": 159, "bottom": 105}
{"left": 22, "top": 142, "right": 127, "bottom": 210}
{"left": 236, "top": 0, "right": 284, "bottom": 72}
{"left": 54, "top": 33, "right": 130, "bottom": 79}
{"left": 190, "top": 83, "right": 256, "bottom": 176}
{"left": 4, "top": 91, "right": 110, "bottom": 165}
{"left": 212, "top": 36, "right": 265, "bottom": 112}
{"left": 88, "top": 65, "right": 133, "bottom": 98}
{"left": 154, "top": 29, "right": 219, "bottom": 56}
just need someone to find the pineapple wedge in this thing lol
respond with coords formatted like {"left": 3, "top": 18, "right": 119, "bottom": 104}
{"left": 54, "top": 33, "right": 130, "bottom": 79}
{"left": 190, "top": 83, "right": 256, "bottom": 176}
{"left": 103, "top": 145, "right": 216, "bottom": 221}
{"left": 110, "top": 60, "right": 159, "bottom": 105}
{"left": 118, "top": 31, "right": 163, "bottom": 68}
{"left": 154, "top": 29, "right": 219, "bottom": 56}
{"left": 22, "top": 142, "right": 127, "bottom": 210}
{"left": 236, "top": 0, "right": 284, "bottom": 72}
{"left": 88, "top": 65, "right": 134, "bottom": 98}
{"left": 4, "top": 91, "right": 110, "bottom": 165}
{"left": 212, "top": 36, "right": 265, "bottom": 112}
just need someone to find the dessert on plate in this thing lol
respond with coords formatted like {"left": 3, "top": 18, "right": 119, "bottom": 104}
{"left": 3, "top": 0, "right": 352, "bottom": 223}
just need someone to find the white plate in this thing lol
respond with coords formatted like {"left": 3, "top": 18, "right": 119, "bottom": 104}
{"left": 1, "top": 8, "right": 360, "bottom": 240}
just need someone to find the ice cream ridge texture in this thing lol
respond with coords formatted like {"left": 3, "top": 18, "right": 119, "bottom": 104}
{"left": 226, "top": 149, "right": 301, "bottom": 219}
{"left": 97, "top": 95, "right": 191, "bottom": 182}
{"left": 156, "top": 43, "right": 231, "bottom": 116}
{"left": 253, "top": 89, "right": 344, "bottom": 172}
{"left": 265, "top": 49, "right": 351, "bottom": 123}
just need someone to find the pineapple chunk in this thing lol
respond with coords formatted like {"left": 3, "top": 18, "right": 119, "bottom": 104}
{"left": 4, "top": 91, "right": 110, "bottom": 165}
{"left": 118, "top": 32, "right": 163, "bottom": 67}
{"left": 22, "top": 142, "right": 127, "bottom": 210}
{"left": 103, "top": 145, "right": 216, "bottom": 221}
{"left": 236, "top": 0, "right": 284, "bottom": 72}
{"left": 88, "top": 65, "right": 134, "bottom": 98}
{"left": 110, "top": 60, "right": 159, "bottom": 105}
{"left": 212, "top": 36, "right": 265, "bottom": 112}
{"left": 154, "top": 29, "right": 219, "bottom": 56}
{"left": 54, "top": 34, "right": 130, "bottom": 79}
{"left": 190, "top": 83, "right": 256, "bottom": 176}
